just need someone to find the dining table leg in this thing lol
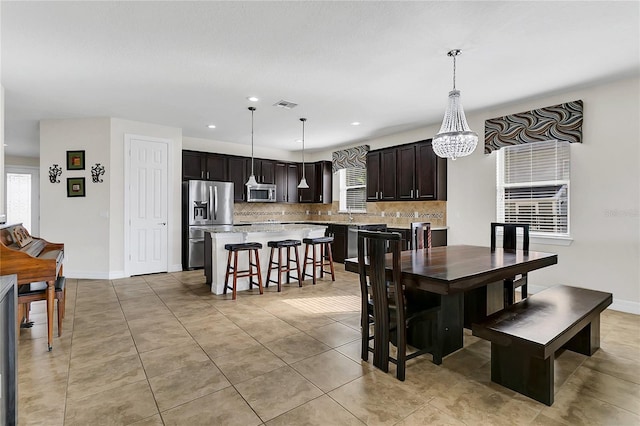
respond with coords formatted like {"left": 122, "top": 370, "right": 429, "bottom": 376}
{"left": 439, "top": 293, "right": 464, "bottom": 357}
{"left": 46, "top": 279, "right": 54, "bottom": 351}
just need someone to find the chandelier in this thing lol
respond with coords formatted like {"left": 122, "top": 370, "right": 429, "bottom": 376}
{"left": 432, "top": 49, "right": 478, "bottom": 160}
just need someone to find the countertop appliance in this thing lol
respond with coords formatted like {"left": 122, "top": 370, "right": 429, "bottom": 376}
{"left": 247, "top": 183, "right": 277, "bottom": 203}
{"left": 183, "top": 180, "right": 234, "bottom": 269}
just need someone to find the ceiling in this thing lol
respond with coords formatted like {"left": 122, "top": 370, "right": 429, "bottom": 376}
{"left": 2, "top": 1, "right": 639, "bottom": 158}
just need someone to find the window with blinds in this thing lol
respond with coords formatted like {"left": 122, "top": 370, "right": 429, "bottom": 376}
{"left": 339, "top": 168, "right": 367, "bottom": 212}
{"left": 497, "top": 140, "right": 570, "bottom": 236}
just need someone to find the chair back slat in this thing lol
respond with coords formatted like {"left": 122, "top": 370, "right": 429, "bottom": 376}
{"left": 410, "top": 222, "right": 432, "bottom": 250}
{"left": 490, "top": 222, "right": 530, "bottom": 252}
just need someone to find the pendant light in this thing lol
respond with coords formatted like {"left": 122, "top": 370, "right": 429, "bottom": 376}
{"left": 245, "top": 106, "right": 258, "bottom": 186}
{"left": 297, "top": 117, "right": 309, "bottom": 189}
{"left": 432, "top": 49, "right": 478, "bottom": 160}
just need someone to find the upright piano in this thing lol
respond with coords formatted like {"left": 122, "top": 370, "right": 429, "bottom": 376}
{"left": 0, "top": 223, "right": 64, "bottom": 350}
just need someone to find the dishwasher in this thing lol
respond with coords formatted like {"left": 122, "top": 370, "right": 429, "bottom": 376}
{"left": 347, "top": 224, "right": 387, "bottom": 259}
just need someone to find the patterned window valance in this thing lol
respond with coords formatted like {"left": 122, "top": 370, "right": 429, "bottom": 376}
{"left": 332, "top": 145, "right": 370, "bottom": 173}
{"left": 484, "top": 100, "right": 583, "bottom": 154}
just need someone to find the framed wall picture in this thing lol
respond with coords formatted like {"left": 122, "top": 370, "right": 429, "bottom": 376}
{"left": 67, "top": 177, "right": 86, "bottom": 197}
{"left": 67, "top": 150, "right": 85, "bottom": 170}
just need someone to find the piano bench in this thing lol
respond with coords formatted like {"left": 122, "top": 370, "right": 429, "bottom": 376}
{"left": 18, "top": 276, "right": 66, "bottom": 338}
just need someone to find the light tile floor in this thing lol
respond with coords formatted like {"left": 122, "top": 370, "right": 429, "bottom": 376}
{"left": 17, "top": 269, "right": 640, "bottom": 425}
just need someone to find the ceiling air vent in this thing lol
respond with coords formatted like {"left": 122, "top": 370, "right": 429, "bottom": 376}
{"left": 273, "top": 100, "right": 298, "bottom": 109}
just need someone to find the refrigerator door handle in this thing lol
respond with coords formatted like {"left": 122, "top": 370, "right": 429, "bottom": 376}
{"left": 213, "top": 186, "right": 218, "bottom": 221}
{"left": 209, "top": 186, "right": 215, "bottom": 221}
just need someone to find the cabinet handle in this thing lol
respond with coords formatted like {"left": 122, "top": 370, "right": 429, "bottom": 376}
{"left": 380, "top": 191, "right": 383, "bottom": 199}
{"left": 201, "top": 171, "right": 204, "bottom": 179}
{"left": 320, "top": 195, "right": 322, "bottom": 202}
{"left": 207, "top": 171, "right": 210, "bottom": 179}
{"left": 411, "top": 189, "right": 414, "bottom": 198}
{"left": 416, "top": 189, "right": 419, "bottom": 197}
{"left": 299, "top": 195, "right": 302, "bottom": 202}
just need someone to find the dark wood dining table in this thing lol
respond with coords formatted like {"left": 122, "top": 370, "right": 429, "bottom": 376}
{"left": 344, "top": 245, "right": 558, "bottom": 358}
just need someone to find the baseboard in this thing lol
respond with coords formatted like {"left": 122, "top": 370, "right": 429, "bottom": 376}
{"left": 528, "top": 284, "right": 639, "bottom": 315}
{"left": 64, "top": 266, "right": 183, "bottom": 281}
{"left": 63, "top": 270, "right": 113, "bottom": 280}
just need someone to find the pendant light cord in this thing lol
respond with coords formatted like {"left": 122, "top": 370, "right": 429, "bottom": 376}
{"left": 300, "top": 118, "right": 306, "bottom": 179}
{"left": 249, "top": 106, "right": 256, "bottom": 175}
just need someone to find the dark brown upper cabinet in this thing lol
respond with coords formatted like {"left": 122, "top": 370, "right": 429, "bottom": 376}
{"left": 275, "top": 162, "right": 299, "bottom": 203}
{"left": 182, "top": 150, "right": 227, "bottom": 181}
{"left": 246, "top": 158, "right": 276, "bottom": 184}
{"left": 366, "top": 148, "right": 397, "bottom": 201}
{"left": 298, "top": 161, "right": 332, "bottom": 204}
{"left": 228, "top": 156, "right": 249, "bottom": 202}
{"left": 366, "top": 139, "right": 446, "bottom": 202}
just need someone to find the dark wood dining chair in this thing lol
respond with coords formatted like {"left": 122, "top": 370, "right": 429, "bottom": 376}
{"left": 491, "top": 222, "right": 530, "bottom": 306}
{"left": 410, "top": 222, "right": 432, "bottom": 250}
{"left": 357, "top": 230, "right": 441, "bottom": 381}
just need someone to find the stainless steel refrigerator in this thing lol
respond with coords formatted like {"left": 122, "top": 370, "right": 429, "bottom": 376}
{"left": 183, "top": 180, "right": 234, "bottom": 269}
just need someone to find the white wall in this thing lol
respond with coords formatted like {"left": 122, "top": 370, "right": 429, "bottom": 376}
{"left": 5, "top": 155, "right": 39, "bottom": 168}
{"left": 0, "top": 86, "right": 4, "bottom": 218}
{"left": 448, "top": 76, "right": 639, "bottom": 313}
{"left": 183, "top": 136, "right": 300, "bottom": 163}
{"left": 315, "top": 76, "right": 640, "bottom": 313}
{"left": 110, "top": 118, "right": 183, "bottom": 276}
{"left": 40, "top": 118, "right": 112, "bottom": 277}
{"left": 40, "top": 117, "right": 183, "bottom": 279}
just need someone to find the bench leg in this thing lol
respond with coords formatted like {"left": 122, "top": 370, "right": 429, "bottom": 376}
{"left": 490, "top": 343, "right": 554, "bottom": 406}
{"left": 564, "top": 316, "right": 600, "bottom": 356}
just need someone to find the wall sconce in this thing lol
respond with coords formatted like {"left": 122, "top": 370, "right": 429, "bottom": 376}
{"left": 49, "top": 164, "right": 62, "bottom": 183}
{"left": 91, "top": 163, "right": 106, "bottom": 183}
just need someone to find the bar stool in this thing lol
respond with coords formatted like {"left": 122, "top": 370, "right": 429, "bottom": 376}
{"left": 266, "top": 239, "right": 302, "bottom": 292}
{"left": 224, "top": 242, "right": 264, "bottom": 300}
{"left": 302, "top": 236, "right": 335, "bottom": 284}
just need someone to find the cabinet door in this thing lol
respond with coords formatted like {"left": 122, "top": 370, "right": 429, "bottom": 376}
{"left": 397, "top": 145, "right": 417, "bottom": 200}
{"left": 205, "top": 154, "right": 228, "bottom": 181}
{"left": 298, "top": 163, "right": 316, "bottom": 203}
{"left": 182, "top": 151, "right": 204, "bottom": 180}
{"left": 331, "top": 225, "right": 347, "bottom": 263}
{"left": 275, "top": 163, "right": 288, "bottom": 203}
{"left": 228, "top": 156, "right": 248, "bottom": 202}
{"left": 316, "top": 161, "right": 332, "bottom": 204}
{"left": 286, "top": 164, "right": 299, "bottom": 203}
{"left": 366, "top": 151, "right": 380, "bottom": 201}
{"left": 259, "top": 159, "right": 276, "bottom": 184}
{"left": 415, "top": 141, "right": 442, "bottom": 200}
{"left": 380, "top": 149, "right": 397, "bottom": 200}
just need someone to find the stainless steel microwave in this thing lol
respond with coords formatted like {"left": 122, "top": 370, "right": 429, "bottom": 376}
{"left": 247, "top": 183, "right": 277, "bottom": 202}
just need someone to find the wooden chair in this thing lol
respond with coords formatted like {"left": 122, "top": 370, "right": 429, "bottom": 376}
{"left": 357, "top": 230, "right": 441, "bottom": 381}
{"left": 410, "top": 222, "right": 432, "bottom": 250}
{"left": 491, "top": 222, "right": 530, "bottom": 306}
{"left": 17, "top": 277, "right": 66, "bottom": 337}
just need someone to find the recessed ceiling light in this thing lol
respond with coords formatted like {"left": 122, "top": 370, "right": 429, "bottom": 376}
{"left": 207, "top": 124, "right": 216, "bottom": 129}
{"left": 351, "top": 122, "right": 361, "bottom": 126}
{"left": 247, "top": 96, "right": 259, "bottom": 102}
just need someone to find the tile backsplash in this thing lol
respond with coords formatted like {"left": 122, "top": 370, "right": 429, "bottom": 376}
{"left": 234, "top": 201, "right": 446, "bottom": 228}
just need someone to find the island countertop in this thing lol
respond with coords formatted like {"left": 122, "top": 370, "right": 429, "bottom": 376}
{"left": 193, "top": 223, "right": 327, "bottom": 234}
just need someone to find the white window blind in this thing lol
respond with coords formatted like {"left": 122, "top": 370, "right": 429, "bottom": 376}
{"left": 339, "top": 168, "right": 367, "bottom": 212}
{"left": 497, "top": 140, "right": 570, "bottom": 236}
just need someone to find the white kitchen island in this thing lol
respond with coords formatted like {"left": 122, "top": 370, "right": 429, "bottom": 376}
{"left": 196, "top": 223, "right": 327, "bottom": 295}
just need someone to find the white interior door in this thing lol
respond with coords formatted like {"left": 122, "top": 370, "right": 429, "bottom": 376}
{"left": 128, "top": 137, "right": 169, "bottom": 275}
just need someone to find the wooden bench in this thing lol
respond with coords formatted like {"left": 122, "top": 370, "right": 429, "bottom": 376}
{"left": 472, "top": 285, "right": 612, "bottom": 406}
